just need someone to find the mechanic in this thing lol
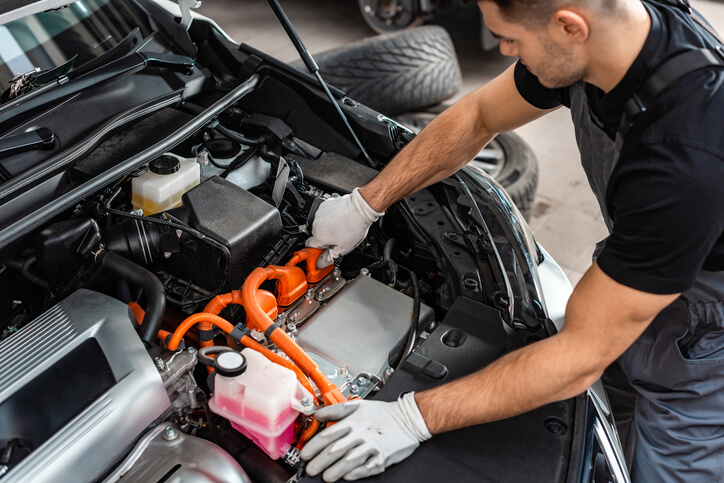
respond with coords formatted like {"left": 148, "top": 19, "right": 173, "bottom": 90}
{"left": 299, "top": 0, "right": 724, "bottom": 481}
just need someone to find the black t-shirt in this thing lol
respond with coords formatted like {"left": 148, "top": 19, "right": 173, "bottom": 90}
{"left": 514, "top": 1, "right": 724, "bottom": 295}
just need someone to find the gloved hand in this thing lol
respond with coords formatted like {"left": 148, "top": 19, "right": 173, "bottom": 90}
{"left": 300, "top": 392, "right": 431, "bottom": 482}
{"left": 305, "top": 188, "right": 384, "bottom": 269}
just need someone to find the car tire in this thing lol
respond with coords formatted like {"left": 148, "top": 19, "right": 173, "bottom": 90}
{"left": 394, "top": 105, "right": 539, "bottom": 219}
{"left": 292, "top": 26, "right": 461, "bottom": 115}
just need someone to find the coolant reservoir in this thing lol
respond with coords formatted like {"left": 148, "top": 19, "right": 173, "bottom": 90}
{"left": 131, "top": 155, "right": 200, "bottom": 214}
{"left": 209, "top": 348, "right": 313, "bottom": 459}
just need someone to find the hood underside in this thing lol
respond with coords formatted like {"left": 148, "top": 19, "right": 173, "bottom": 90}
{"left": 0, "top": 0, "right": 75, "bottom": 26}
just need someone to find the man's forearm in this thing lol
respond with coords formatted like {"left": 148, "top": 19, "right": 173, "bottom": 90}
{"left": 414, "top": 331, "right": 598, "bottom": 434}
{"left": 414, "top": 263, "right": 679, "bottom": 435}
{"left": 359, "top": 94, "right": 496, "bottom": 212}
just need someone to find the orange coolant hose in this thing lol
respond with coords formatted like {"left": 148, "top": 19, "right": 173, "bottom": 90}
{"left": 166, "top": 311, "right": 317, "bottom": 401}
{"left": 286, "top": 247, "right": 333, "bottom": 284}
{"left": 128, "top": 302, "right": 172, "bottom": 344}
{"left": 199, "top": 290, "right": 278, "bottom": 373}
{"left": 168, "top": 313, "right": 235, "bottom": 350}
{"left": 242, "top": 266, "right": 347, "bottom": 406}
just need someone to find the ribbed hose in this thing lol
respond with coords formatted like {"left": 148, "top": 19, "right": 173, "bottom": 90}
{"left": 242, "top": 267, "right": 346, "bottom": 405}
{"left": 168, "top": 313, "right": 234, "bottom": 351}
{"left": 199, "top": 292, "right": 239, "bottom": 352}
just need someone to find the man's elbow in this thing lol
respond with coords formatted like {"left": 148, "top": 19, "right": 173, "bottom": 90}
{"left": 571, "top": 369, "right": 605, "bottom": 398}
{"left": 555, "top": 331, "right": 609, "bottom": 399}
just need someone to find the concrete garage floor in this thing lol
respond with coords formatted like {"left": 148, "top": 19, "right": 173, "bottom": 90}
{"left": 198, "top": 0, "right": 724, "bottom": 285}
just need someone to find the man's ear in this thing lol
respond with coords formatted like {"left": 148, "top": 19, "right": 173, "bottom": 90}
{"left": 550, "top": 9, "right": 590, "bottom": 44}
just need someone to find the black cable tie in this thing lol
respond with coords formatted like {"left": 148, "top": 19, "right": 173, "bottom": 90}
{"left": 198, "top": 327, "right": 217, "bottom": 342}
{"left": 264, "top": 321, "right": 282, "bottom": 340}
{"left": 230, "top": 323, "right": 251, "bottom": 343}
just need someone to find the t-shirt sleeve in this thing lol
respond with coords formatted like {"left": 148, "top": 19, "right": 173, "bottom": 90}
{"left": 513, "top": 61, "right": 566, "bottom": 109}
{"left": 596, "top": 143, "right": 724, "bottom": 294}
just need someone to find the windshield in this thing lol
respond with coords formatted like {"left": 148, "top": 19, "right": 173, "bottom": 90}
{"left": 0, "top": 0, "right": 150, "bottom": 91}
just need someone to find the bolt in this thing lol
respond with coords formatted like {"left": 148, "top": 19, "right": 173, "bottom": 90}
{"left": 349, "top": 384, "right": 359, "bottom": 394}
{"left": 187, "top": 347, "right": 196, "bottom": 354}
{"left": 360, "top": 268, "right": 370, "bottom": 277}
{"left": 357, "top": 376, "right": 368, "bottom": 386}
{"left": 385, "top": 368, "right": 395, "bottom": 377}
{"left": 294, "top": 310, "right": 302, "bottom": 317}
{"left": 340, "top": 367, "right": 348, "bottom": 375}
{"left": 301, "top": 397, "right": 311, "bottom": 407}
{"left": 163, "top": 426, "right": 179, "bottom": 441}
{"left": 333, "top": 267, "right": 341, "bottom": 277}
{"left": 544, "top": 418, "right": 568, "bottom": 435}
{"left": 305, "top": 289, "right": 314, "bottom": 299}
{"left": 154, "top": 357, "right": 165, "bottom": 371}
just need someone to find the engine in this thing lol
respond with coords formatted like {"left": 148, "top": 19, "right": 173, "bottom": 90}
{"left": 0, "top": 121, "right": 441, "bottom": 482}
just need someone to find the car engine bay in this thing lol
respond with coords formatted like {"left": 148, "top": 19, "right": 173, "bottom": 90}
{"left": 0, "top": 106, "right": 466, "bottom": 481}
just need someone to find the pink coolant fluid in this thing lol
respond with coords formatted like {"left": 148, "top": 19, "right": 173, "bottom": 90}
{"left": 209, "top": 348, "right": 313, "bottom": 459}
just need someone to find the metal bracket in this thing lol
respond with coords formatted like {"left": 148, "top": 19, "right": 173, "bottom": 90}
{"left": 285, "top": 290, "right": 320, "bottom": 327}
{"left": 315, "top": 269, "right": 346, "bottom": 302}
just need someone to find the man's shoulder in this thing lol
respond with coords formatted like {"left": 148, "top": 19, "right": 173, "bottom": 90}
{"left": 627, "top": 67, "right": 724, "bottom": 158}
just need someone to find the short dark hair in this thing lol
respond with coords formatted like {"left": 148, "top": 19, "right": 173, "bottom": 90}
{"left": 472, "top": 0, "right": 616, "bottom": 26}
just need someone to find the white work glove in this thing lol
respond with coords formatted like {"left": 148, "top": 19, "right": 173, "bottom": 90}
{"left": 305, "top": 188, "right": 384, "bottom": 269}
{"left": 300, "top": 392, "right": 431, "bottom": 482}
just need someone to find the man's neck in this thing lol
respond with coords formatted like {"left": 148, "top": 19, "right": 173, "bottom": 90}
{"left": 584, "top": 2, "right": 652, "bottom": 93}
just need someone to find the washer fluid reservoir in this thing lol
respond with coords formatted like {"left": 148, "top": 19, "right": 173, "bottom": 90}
{"left": 209, "top": 348, "right": 313, "bottom": 459}
{"left": 131, "top": 155, "right": 200, "bottom": 215}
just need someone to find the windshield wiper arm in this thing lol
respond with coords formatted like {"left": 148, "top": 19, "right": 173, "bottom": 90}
{"left": 0, "top": 128, "right": 54, "bottom": 159}
{"left": 0, "top": 52, "right": 194, "bottom": 133}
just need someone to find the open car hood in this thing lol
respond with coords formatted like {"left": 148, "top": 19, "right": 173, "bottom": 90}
{"left": 0, "top": 0, "right": 76, "bottom": 26}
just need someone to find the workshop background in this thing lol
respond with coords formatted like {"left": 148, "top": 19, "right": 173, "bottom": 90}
{"left": 198, "top": 0, "right": 724, "bottom": 285}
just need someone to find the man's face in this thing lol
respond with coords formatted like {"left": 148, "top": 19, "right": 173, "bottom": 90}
{"left": 478, "top": 1, "right": 587, "bottom": 88}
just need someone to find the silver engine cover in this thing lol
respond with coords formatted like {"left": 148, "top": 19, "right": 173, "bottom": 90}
{"left": 295, "top": 274, "right": 434, "bottom": 396}
{"left": 0, "top": 289, "right": 171, "bottom": 483}
{"left": 102, "top": 423, "right": 251, "bottom": 483}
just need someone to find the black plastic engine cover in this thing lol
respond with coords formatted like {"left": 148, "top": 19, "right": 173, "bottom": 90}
{"left": 169, "top": 176, "right": 282, "bottom": 291}
{"left": 302, "top": 296, "right": 578, "bottom": 483}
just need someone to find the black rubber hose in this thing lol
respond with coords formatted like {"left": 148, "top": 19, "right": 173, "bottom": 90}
{"left": 395, "top": 268, "right": 420, "bottom": 373}
{"left": 95, "top": 250, "right": 166, "bottom": 347}
{"left": 20, "top": 256, "right": 50, "bottom": 290}
{"left": 214, "top": 123, "right": 265, "bottom": 146}
{"left": 383, "top": 238, "right": 396, "bottom": 262}
{"left": 197, "top": 345, "right": 236, "bottom": 368}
